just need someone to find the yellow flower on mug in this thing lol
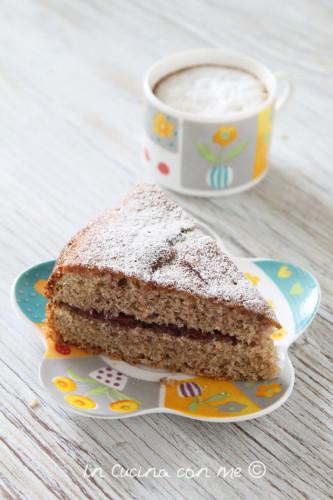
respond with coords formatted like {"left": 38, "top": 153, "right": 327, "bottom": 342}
{"left": 212, "top": 126, "right": 237, "bottom": 147}
{"left": 109, "top": 399, "right": 140, "bottom": 413}
{"left": 53, "top": 376, "right": 76, "bottom": 392}
{"left": 256, "top": 383, "right": 282, "bottom": 398}
{"left": 153, "top": 112, "right": 174, "bottom": 138}
{"left": 65, "top": 394, "right": 96, "bottom": 409}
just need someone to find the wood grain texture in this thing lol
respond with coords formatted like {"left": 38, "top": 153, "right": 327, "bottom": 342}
{"left": 1, "top": 0, "right": 332, "bottom": 498}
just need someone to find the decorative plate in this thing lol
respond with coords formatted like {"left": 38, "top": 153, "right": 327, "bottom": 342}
{"left": 11, "top": 246, "right": 320, "bottom": 422}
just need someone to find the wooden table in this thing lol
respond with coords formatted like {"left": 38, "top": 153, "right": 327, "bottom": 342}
{"left": 1, "top": 1, "right": 332, "bottom": 498}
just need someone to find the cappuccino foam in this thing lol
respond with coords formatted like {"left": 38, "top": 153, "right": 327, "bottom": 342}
{"left": 154, "top": 65, "right": 268, "bottom": 116}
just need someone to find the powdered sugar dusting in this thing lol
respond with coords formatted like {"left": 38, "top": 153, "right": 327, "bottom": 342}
{"left": 59, "top": 184, "right": 275, "bottom": 319}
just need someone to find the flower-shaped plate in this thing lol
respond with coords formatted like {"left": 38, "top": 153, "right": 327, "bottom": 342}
{"left": 12, "top": 242, "right": 320, "bottom": 422}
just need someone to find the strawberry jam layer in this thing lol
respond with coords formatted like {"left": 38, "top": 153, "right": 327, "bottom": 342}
{"left": 61, "top": 303, "right": 237, "bottom": 344}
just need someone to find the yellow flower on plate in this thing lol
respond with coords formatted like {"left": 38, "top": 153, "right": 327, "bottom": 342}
{"left": 109, "top": 400, "right": 139, "bottom": 413}
{"left": 244, "top": 272, "right": 260, "bottom": 285}
{"left": 34, "top": 279, "right": 48, "bottom": 296}
{"left": 271, "top": 328, "right": 287, "bottom": 340}
{"left": 212, "top": 126, "right": 237, "bottom": 146}
{"left": 278, "top": 265, "right": 292, "bottom": 278}
{"left": 65, "top": 395, "right": 96, "bottom": 409}
{"left": 256, "top": 383, "right": 282, "bottom": 398}
{"left": 153, "top": 112, "right": 174, "bottom": 138}
{"left": 53, "top": 376, "right": 76, "bottom": 392}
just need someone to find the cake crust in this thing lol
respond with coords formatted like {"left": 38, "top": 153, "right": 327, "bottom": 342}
{"left": 46, "top": 184, "right": 279, "bottom": 328}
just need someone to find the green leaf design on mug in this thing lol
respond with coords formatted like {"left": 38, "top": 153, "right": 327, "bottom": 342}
{"left": 223, "top": 140, "right": 248, "bottom": 162}
{"left": 196, "top": 144, "right": 218, "bottom": 163}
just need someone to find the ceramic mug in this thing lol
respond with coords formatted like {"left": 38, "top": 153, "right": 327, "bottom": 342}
{"left": 143, "top": 49, "right": 292, "bottom": 197}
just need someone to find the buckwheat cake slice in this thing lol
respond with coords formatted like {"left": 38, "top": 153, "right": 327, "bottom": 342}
{"left": 46, "top": 184, "right": 281, "bottom": 380}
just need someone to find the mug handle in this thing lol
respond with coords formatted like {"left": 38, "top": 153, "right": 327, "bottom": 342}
{"left": 274, "top": 71, "right": 293, "bottom": 111}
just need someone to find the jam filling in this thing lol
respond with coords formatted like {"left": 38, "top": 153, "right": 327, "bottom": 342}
{"left": 64, "top": 303, "right": 237, "bottom": 344}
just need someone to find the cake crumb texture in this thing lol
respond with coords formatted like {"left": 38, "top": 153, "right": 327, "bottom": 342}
{"left": 47, "top": 184, "right": 278, "bottom": 323}
{"left": 45, "top": 184, "right": 280, "bottom": 380}
{"left": 47, "top": 302, "right": 278, "bottom": 381}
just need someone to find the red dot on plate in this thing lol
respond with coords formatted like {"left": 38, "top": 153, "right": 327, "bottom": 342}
{"left": 157, "top": 162, "right": 170, "bottom": 175}
{"left": 144, "top": 148, "right": 150, "bottom": 161}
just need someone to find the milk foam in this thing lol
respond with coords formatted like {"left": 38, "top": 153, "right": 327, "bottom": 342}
{"left": 154, "top": 65, "right": 268, "bottom": 116}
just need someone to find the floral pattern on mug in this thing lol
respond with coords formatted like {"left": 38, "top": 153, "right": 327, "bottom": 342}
{"left": 196, "top": 124, "right": 248, "bottom": 190}
{"left": 144, "top": 106, "right": 179, "bottom": 153}
{"left": 153, "top": 112, "right": 174, "bottom": 138}
{"left": 212, "top": 126, "right": 237, "bottom": 146}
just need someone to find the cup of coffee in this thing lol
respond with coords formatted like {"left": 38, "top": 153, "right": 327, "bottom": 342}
{"left": 143, "top": 49, "right": 292, "bottom": 196}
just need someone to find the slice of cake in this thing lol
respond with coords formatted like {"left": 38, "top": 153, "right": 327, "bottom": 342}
{"left": 45, "top": 184, "right": 280, "bottom": 380}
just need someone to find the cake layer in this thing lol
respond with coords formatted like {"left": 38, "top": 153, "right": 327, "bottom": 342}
{"left": 56, "top": 302, "right": 238, "bottom": 343}
{"left": 47, "top": 271, "right": 278, "bottom": 344}
{"left": 46, "top": 184, "right": 280, "bottom": 345}
{"left": 46, "top": 302, "right": 279, "bottom": 381}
